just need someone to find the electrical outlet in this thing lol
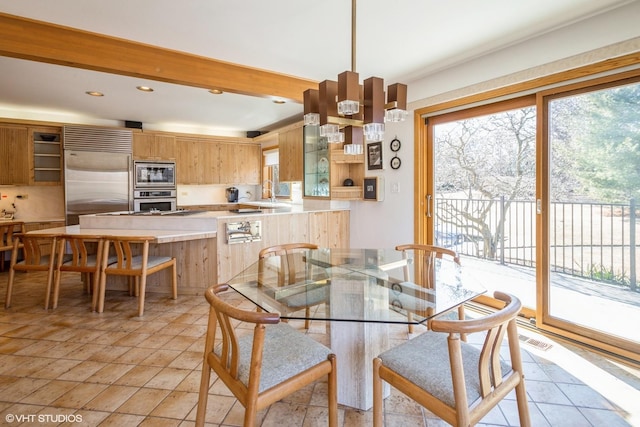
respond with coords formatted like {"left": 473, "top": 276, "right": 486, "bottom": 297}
{"left": 16, "top": 194, "right": 28, "bottom": 199}
{"left": 391, "top": 182, "right": 400, "bottom": 193}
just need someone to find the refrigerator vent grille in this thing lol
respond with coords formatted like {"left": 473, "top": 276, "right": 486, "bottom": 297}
{"left": 63, "top": 126, "right": 132, "bottom": 153}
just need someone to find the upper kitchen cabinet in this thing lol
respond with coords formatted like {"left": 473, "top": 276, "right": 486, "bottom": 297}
{"left": 133, "top": 132, "right": 176, "bottom": 160}
{"left": 278, "top": 123, "right": 303, "bottom": 182}
{"left": 303, "top": 125, "right": 330, "bottom": 198}
{"left": 175, "top": 136, "right": 259, "bottom": 185}
{"left": 303, "top": 125, "right": 365, "bottom": 200}
{"left": 30, "top": 126, "right": 62, "bottom": 185}
{"left": 219, "top": 142, "right": 261, "bottom": 185}
{"left": 0, "top": 123, "right": 62, "bottom": 186}
{"left": 0, "top": 124, "right": 29, "bottom": 185}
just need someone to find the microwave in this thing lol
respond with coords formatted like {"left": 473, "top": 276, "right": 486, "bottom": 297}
{"left": 134, "top": 161, "right": 176, "bottom": 189}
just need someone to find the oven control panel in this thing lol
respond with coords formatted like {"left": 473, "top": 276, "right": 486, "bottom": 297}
{"left": 226, "top": 220, "right": 262, "bottom": 244}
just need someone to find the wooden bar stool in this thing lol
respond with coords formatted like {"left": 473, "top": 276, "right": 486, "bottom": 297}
{"left": 5, "top": 232, "right": 59, "bottom": 309}
{"left": 0, "top": 221, "right": 25, "bottom": 272}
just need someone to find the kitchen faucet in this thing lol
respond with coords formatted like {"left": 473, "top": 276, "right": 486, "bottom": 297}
{"left": 262, "top": 180, "right": 277, "bottom": 203}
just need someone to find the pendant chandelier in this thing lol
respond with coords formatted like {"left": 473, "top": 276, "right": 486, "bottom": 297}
{"left": 303, "top": 0, "right": 408, "bottom": 145}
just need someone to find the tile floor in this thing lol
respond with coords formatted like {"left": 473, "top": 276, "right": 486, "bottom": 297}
{"left": 0, "top": 270, "right": 639, "bottom": 426}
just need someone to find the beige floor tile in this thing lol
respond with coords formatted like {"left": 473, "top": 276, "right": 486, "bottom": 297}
{"left": 139, "top": 348, "right": 182, "bottom": 367}
{"left": 19, "top": 379, "right": 78, "bottom": 405}
{"left": 149, "top": 390, "right": 199, "bottom": 419}
{"left": 145, "top": 367, "right": 191, "bottom": 390}
{"left": 83, "top": 384, "right": 139, "bottom": 412}
{"left": 84, "top": 362, "right": 135, "bottom": 385}
{"left": 51, "top": 382, "right": 109, "bottom": 408}
{"left": 114, "top": 365, "right": 162, "bottom": 387}
{"left": 116, "top": 387, "right": 171, "bottom": 415}
{"left": 96, "top": 412, "right": 146, "bottom": 426}
{"left": 57, "top": 360, "right": 107, "bottom": 382}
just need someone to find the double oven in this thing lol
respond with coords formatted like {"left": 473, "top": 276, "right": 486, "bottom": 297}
{"left": 133, "top": 161, "right": 177, "bottom": 212}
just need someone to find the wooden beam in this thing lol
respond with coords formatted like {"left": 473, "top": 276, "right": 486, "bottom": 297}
{"left": 0, "top": 12, "right": 317, "bottom": 103}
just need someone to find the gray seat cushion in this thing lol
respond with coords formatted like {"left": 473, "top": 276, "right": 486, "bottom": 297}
{"left": 378, "top": 331, "right": 511, "bottom": 408}
{"left": 217, "top": 322, "right": 333, "bottom": 393}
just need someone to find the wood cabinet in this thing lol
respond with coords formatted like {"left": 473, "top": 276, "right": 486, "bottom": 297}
{"left": 0, "top": 124, "right": 29, "bottom": 185}
{"left": 278, "top": 125, "right": 303, "bottom": 182}
{"left": 133, "top": 132, "right": 176, "bottom": 160}
{"left": 176, "top": 137, "right": 260, "bottom": 185}
{"left": 0, "top": 124, "right": 62, "bottom": 186}
{"left": 30, "top": 126, "right": 62, "bottom": 185}
{"left": 219, "top": 142, "right": 261, "bottom": 185}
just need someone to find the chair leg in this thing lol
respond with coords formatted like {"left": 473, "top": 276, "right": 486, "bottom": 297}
{"left": 5, "top": 267, "right": 16, "bottom": 309}
{"left": 328, "top": 354, "right": 338, "bottom": 427}
{"left": 304, "top": 307, "right": 311, "bottom": 329}
{"left": 373, "top": 357, "right": 384, "bottom": 427}
{"left": 195, "top": 360, "right": 212, "bottom": 427}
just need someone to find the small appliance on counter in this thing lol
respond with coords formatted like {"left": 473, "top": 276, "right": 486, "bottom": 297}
{"left": 226, "top": 187, "right": 239, "bottom": 202}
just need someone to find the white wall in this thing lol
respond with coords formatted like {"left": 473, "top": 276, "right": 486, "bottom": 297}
{"left": 348, "top": 1, "right": 640, "bottom": 249}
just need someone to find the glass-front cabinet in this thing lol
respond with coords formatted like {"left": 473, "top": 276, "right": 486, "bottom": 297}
{"left": 303, "top": 126, "right": 330, "bottom": 198}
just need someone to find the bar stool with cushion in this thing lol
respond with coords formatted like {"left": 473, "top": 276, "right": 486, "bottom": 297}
{"left": 196, "top": 284, "right": 338, "bottom": 427}
{"left": 395, "top": 244, "right": 464, "bottom": 335}
{"left": 373, "top": 291, "right": 530, "bottom": 427}
{"left": 5, "top": 232, "right": 59, "bottom": 309}
{"left": 97, "top": 235, "right": 177, "bottom": 316}
{"left": 51, "top": 234, "right": 108, "bottom": 310}
{"left": 0, "top": 220, "right": 25, "bottom": 272}
{"left": 258, "top": 242, "right": 322, "bottom": 329}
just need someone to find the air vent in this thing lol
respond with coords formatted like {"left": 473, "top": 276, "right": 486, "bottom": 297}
{"left": 519, "top": 334, "right": 553, "bottom": 351}
{"left": 63, "top": 125, "right": 132, "bottom": 153}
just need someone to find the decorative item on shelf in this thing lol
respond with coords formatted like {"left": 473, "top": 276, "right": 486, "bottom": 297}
{"left": 363, "top": 176, "right": 384, "bottom": 201}
{"left": 344, "top": 143, "right": 363, "bottom": 155}
{"left": 302, "top": 0, "right": 407, "bottom": 145}
{"left": 367, "top": 141, "right": 383, "bottom": 170}
{"left": 343, "top": 178, "right": 354, "bottom": 186}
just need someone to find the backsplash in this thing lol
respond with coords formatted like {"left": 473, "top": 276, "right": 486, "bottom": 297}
{"left": 0, "top": 186, "right": 65, "bottom": 221}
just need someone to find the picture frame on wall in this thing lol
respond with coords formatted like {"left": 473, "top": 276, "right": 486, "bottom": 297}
{"left": 367, "top": 141, "right": 383, "bottom": 170}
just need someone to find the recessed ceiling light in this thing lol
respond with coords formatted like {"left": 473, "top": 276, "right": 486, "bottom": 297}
{"left": 273, "top": 99, "right": 285, "bottom": 104}
{"left": 136, "top": 86, "right": 154, "bottom": 92}
{"left": 209, "top": 89, "right": 223, "bottom": 95}
{"left": 85, "top": 91, "right": 104, "bottom": 97}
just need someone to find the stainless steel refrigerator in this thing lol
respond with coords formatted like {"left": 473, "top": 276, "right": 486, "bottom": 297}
{"left": 63, "top": 126, "right": 133, "bottom": 225}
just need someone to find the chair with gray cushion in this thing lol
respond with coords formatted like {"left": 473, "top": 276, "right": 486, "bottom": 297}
{"left": 258, "top": 242, "right": 323, "bottom": 329}
{"left": 395, "top": 244, "right": 464, "bottom": 335}
{"left": 196, "top": 283, "right": 337, "bottom": 427}
{"left": 373, "top": 291, "right": 530, "bottom": 427}
{"left": 96, "top": 235, "right": 177, "bottom": 316}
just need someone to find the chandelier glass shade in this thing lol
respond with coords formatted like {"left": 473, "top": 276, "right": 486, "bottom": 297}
{"left": 303, "top": 0, "right": 407, "bottom": 146}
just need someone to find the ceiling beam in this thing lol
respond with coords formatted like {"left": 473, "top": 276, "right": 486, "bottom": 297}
{"left": 0, "top": 12, "right": 317, "bottom": 103}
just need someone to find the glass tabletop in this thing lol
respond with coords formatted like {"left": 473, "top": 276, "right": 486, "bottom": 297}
{"left": 227, "top": 248, "right": 486, "bottom": 325}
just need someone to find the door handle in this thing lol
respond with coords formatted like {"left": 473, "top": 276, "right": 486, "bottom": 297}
{"left": 427, "top": 195, "right": 432, "bottom": 218}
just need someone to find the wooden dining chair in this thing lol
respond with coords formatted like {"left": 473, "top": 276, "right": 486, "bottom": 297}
{"left": 395, "top": 244, "right": 464, "bottom": 334}
{"left": 258, "top": 242, "right": 320, "bottom": 329}
{"left": 196, "top": 284, "right": 337, "bottom": 427}
{"left": 373, "top": 291, "right": 530, "bottom": 427}
{"left": 5, "top": 232, "right": 59, "bottom": 309}
{"left": 0, "top": 221, "right": 25, "bottom": 272}
{"left": 51, "top": 234, "right": 107, "bottom": 310}
{"left": 96, "top": 235, "right": 177, "bottom": 316}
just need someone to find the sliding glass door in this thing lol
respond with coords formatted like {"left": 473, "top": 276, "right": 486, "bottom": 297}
{"left": 541, "top": 77, "right": 640, "bottom": 354}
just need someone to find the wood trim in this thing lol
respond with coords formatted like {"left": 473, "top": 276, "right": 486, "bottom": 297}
{"left": 415, "top": 51, "right": 640, "bottom": 117}
{"left": 0, "top": 12, "right": 317, "bottom": 103}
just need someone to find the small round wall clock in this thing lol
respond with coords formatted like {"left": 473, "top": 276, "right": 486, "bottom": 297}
{"left": 390, "top": 155, "right": 401, "bottom": 169}
{"left": 390, "top": 137, "right": 401, "bottom": 152}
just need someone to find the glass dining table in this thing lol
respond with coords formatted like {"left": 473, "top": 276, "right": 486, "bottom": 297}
{"left": 226, "top": 248, "right": 486, "bottom": 410}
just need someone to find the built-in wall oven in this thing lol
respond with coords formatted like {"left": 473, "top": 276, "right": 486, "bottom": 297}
{"left": 133, "top": 189, "right": 177, "bottom": 212}
{"left": 133, "top": 161, "right": 177, "bottom": 211}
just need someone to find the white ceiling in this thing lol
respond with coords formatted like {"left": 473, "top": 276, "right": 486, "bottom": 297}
{"left": 0, "top": 0, "right": 633, "bottom": 135}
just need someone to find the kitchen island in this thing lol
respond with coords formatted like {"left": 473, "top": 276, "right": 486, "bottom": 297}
{"left": 35, "top": 205, "right": 350, "bottom": 296}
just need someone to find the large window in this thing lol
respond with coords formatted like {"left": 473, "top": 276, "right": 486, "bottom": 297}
{"left": 419, "top": 66, "right": 640, "bottom": 361}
